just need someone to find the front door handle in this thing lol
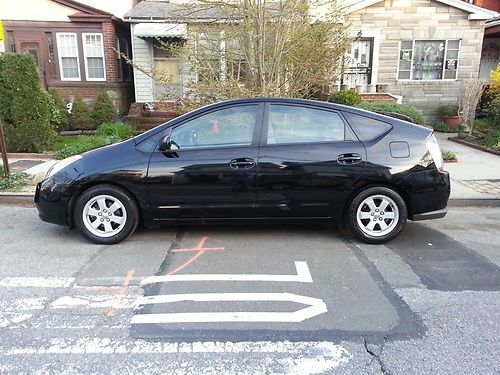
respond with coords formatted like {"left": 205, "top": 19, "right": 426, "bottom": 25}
{"left": 229, "top": 158, "right": 256, "bottom": 169}
{"left": 337, "top": 153, "right": 362, "bottom": 165}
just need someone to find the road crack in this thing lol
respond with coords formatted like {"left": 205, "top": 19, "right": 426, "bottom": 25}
{"left": 363, "top": 336, "right": 391, "bottom": 375}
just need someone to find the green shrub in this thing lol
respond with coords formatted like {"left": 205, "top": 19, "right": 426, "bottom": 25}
{"left": 432, "top": 122, "right": 449, "bottom": 132}
{"left": 441, "top": 149, "right": 456, "bottom": 161}
{"left": 474, "top": 118, "right": 492, "bottom": 132}
{"left": 0, "top": 168, "right": 31, "bottom": 191}
{"left": 0, "top": 53, "right": 56, "bottom": 152}
{"left": 96, "top": 122, "right": 133, "bottom": 140}
{"left": 55, "top": 135, "right": 109, "bottom": 159}
{"left": 328, "top": 90, "right": 362, "bottom": 106}
{"left": 357, "top": 102, "right": 426, "bottom": 125}
{"left": 438, "top": 105, "right": 459, "bottom": 117}
{"left": 485, "top": 96, "right": 500, "bottom": 128}
{"left": 71, "top": 95, "right": 91, "bottom": 130}
{"left": 48, "top": 88, "right": 69, "bottom": 132}
{"left": 91, "top": 90, "right": 116, "bottom": 128}
{"left": 481, "top": 129, "right": 500, "bottom": 150}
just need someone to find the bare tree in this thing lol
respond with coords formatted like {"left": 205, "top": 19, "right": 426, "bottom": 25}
{"left": 458, "top": 79, "right": 487, "bottom": 137}
{"left": 130, "top": 0, "right": 351, "bottom": 112}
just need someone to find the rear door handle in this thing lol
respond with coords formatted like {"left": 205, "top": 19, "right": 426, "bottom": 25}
{"left": 337, "top": 153, "right": 362, "bottom": 165}
{"left": 229, "top": 158, "right": 256, "bottom": 169}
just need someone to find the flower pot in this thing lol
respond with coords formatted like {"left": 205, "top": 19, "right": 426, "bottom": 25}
{"left": 442, "top": 116, "right": 462, "bottom": 128}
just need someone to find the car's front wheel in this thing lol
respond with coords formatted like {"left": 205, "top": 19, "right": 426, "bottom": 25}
{"left": 74, "top": 185, "right": 139, "bottom": 244}
{"left": 347, "top": 187, "right": 407, "bottom": 244}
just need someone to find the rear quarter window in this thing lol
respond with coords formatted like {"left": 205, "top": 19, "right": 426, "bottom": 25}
{"left": 343, "top": 112, "right": 392, "bottom": 141}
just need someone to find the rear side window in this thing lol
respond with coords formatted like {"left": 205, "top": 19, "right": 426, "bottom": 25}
{"left": 267, "top": 105, "right": 345, "bottom": 144}
{"left": 343, "top": 112, "right": 392, "bottom": 141}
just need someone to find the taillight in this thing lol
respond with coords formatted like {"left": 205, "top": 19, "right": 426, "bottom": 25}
{"left": 425, "top": 133, "right": 444, "bottom": 171}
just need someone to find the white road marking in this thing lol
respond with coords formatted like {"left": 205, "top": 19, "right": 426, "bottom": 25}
{"left": 0, "top": 277, "right": 75, "bottom": 288}
{"left": 0, "top": 298, "right": 48, "bottom": 312}
{"left": 132, "top": 292, "right": 327, "bottom": 324}
{"left": 0, "top": 314, "right": 33, "bottom": 328}
{"left": 140, "top": 261, "right": 313, "bottom": 286}
{"left": 51, "top": 295, "right": 136, "bottom": 309}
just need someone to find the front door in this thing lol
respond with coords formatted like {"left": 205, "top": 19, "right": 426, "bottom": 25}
{"left": 20, "top": 41, "right": 46, "bottom": 89}
{"left": 256, "top": 103, "right": 366, "bottom": 219}
{"left": 147, "top": 104, "right": 263, "bottom": 220}
{"left": 341, "top": 38, "right": 374, "bottom": 89}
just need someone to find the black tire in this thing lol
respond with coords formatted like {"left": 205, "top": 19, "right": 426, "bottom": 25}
{"left": 346, "top": 186, "right": 407, "bottom": 244}
{"left": 73, "top": 184, "right": 139, "bottom": 245}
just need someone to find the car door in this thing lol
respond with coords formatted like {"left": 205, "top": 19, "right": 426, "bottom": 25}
{"left": 256, "top": 103, "right": 366, "bottom": 219}
{"left": 147, "top": 104, "right": 263, "bottom": 220}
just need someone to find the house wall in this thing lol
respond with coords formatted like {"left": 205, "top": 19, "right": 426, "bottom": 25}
{"left": 130, "top": 24, "right": 154, "bottom": 103}
{"left": 347, "top": 0, "right": 486, "bottom": 120}
{"left": 0, "top": 0, "right": 72, "bottom": 22}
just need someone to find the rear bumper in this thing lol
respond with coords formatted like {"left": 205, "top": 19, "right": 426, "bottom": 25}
{"left": 410, "top": 208, "right": 447, "bottom": 221}
{"left": 399, "top": 169, "right": 450, "bottom": 220}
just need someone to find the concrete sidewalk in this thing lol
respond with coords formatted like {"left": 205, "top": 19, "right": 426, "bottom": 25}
{"left": 436, "top": 132, "right": 500, "bottom": 201}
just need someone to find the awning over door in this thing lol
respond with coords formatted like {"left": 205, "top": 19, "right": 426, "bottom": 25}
{"left": 133, "top": 23, "right": 187, "bottom": 38}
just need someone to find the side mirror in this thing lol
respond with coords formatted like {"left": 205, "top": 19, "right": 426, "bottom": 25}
{"left": 158, "top": 135, "right": 172, "bottom": 152}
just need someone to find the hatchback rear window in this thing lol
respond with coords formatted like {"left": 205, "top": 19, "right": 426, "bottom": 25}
{"left": 343, "top": 112, "right": 392, "bottom": 141}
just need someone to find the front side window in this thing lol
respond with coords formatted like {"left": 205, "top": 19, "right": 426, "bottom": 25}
{"left": 170, "top": 105, "right": 258, "bottom": 149}
{"left": 398, "top": 40, "right": 460, "bottom": 80}
{"left": 56, "top": 33, "right": 80, "bottom": 81}
{"left": 267, "top": 105, "right": 345, "bottom": 145}
{"left": 83, "top": 33, "right": 106, "bottom": 81}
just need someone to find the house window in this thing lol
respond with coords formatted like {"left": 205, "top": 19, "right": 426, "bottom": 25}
{"left": 83, "top": 33, "right": 106, "bottom": 81}
{"left": 56, "top": 33, "right": 80, "bottom": 81}
{"left": 398, "top": 40, "right": 460, "bottom": 80}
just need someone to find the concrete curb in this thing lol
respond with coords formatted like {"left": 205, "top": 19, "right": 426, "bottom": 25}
{"left": 0, "top": 193, "right": 35, "bottom": 206}
{"left": 1, "top": 193, "right": 499, "bottom": 208}
{"left": 6, "top": 153, "right": 55, "bottom": 160}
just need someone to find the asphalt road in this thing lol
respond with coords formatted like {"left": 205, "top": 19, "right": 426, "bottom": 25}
{"left": 0, "top": 205, "right": 499, "bottom": 375}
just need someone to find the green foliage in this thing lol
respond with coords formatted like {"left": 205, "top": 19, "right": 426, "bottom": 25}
{"left": 432, "top": 122, "right": 450, "bottom": 132}
{"left": 473, "top": 118, "right": 493, "bottom": 132}
{"left": 55, "top": 136, "right": 110, "bottom": 159}
{"left": 485, "top": 96, "right": 500, "bottom": 128}
{"left": 55, "top": 123, "right": 132, "bottom": 159}
{"left": 438, "top": 105, "right": 459, "bottom": 117}
{"left": 441, "top": 149, "right": 456, "bottom": 161}
{"left": 96, "top": 123, "right": 133, "bottom": 140}
{"left": 71, "top": 95, "right": 92, "bottom": 130}
{"left": 481, "top": 129, "right": 500, "bottom": 150}
{"left": 328, "top": 90, "right": 362, "bottom": 106}
{"left": 0, "top": 168, "right": 31, "bottom": 191}
{"left": 48, "top": 88, "right": 69, "bottom": 132}
{"left": 357, "top": 102, "right": 426, "bottom": 125}
{"left": 91, "top": 90, "right": 116, "bottom": 128}
{"left": 0, "top": 53, "right": 56, "bottom": 152}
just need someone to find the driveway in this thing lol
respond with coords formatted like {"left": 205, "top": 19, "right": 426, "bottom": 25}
{"left": 0, "top": 205, "right": 499, "bottom": 374}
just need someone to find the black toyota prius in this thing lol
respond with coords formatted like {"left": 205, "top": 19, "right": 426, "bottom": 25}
{"left": 35, "top": 98, "right": 450, "bottom": 245}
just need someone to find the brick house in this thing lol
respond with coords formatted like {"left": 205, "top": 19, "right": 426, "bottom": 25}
{"left": 0, "top": 0, "right": 135, "bottom": 114}
{"left": 123, "top": 0, "right": 497, "bottom": 121}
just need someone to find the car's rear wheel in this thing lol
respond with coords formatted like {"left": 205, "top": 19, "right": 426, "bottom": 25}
{"left": 74, "top": 185, "right": 139, "bottom": 244}
{"left": 347, "top": 187, "right": 407, "bottom": 244}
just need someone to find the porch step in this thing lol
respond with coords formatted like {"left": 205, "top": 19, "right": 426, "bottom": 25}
{"left": 360, "top": 93, "right": 398, "bottom": 102}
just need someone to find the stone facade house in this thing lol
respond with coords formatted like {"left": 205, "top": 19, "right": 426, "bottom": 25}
{"left": 124, "top": 0, "right": 497, "bottom": 121}
{"left": 0, "top": 0, "right": 136, "bottom": 114}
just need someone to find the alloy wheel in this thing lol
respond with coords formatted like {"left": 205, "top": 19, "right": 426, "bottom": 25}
{"left": 82, "top": 194, "right": 127, "bottom": 238}
{"left": 356, "top": 194, "right": 399, "bottom": 237}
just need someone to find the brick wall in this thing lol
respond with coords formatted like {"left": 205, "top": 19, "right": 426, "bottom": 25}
{"left": 347, "top": 0, "right": 486, "bottom": 121}
{"left": 102, "top": 21, "right": 119, "bottom": 83}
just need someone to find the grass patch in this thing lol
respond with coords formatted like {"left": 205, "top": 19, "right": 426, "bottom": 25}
{"left": 0, "top": 166, "right": 32, "bottom": 191}
{"left": 55, "top": 123, "right": 133, "bottom": 159}
{"left": 53, "top": 135, "right": 82, "bottom": 151}
{"left": 441, "top": 149, "right": 457, "bottom": 161}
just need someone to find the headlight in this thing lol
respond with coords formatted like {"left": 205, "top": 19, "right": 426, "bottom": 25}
{"left": 425, "top": 133, "right": 443, "bottom": 171}
{"left": 46, "top": 155, "right": 82, "bottom": 178}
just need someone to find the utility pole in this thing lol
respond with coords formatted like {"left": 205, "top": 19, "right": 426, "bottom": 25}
{"left": 0, "top": 119, "right": 9, "bottom": 177}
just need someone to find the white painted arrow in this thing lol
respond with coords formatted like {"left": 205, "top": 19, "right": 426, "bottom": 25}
{"left": 140, "top": 261, "right": 313, "bottom": 286}
{"left": 131, "top": 292, "right": 327, "bottom": 324}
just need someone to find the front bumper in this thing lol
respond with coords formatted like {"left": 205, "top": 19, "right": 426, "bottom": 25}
{"left": 34, "top": 180, "right": 72, "bottom": 226}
